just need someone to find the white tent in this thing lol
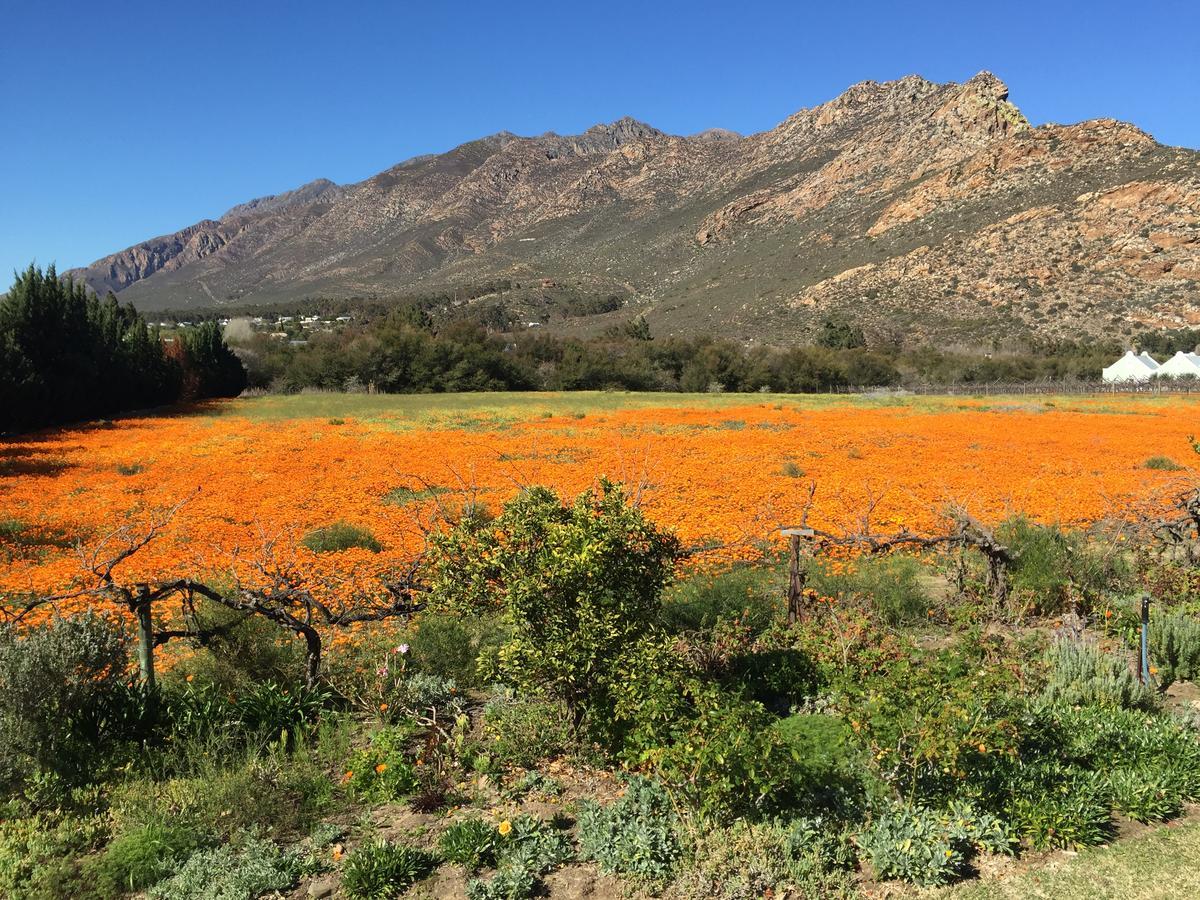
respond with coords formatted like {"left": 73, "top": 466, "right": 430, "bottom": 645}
{"left": 1102, "top": 350, "right": 1159, "bottom": 383}
{"left": 1155, "top": 351, "right": 1200, "bottom": 379}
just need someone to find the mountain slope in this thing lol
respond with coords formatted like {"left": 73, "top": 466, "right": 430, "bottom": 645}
{"left": 70, "top": 72, "right": 1200, "bottom": 344}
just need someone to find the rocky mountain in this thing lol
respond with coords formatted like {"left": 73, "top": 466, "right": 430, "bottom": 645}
{"left": 71, "top": 72, "right": 1200, "bottom": 344}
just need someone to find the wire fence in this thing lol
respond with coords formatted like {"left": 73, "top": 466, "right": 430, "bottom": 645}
{"left": 836, "top": 380, "right": 1200, "bottom": 397}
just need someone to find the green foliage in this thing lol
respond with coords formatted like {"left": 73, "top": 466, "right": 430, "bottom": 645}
{"left": 165, "top": 678, "right": 329, "bottom": 748}
{"left": 179, "top": 320, "right": 247, "bottom": 399}
{"left": 1042, "top": 641, "right": 1156, "bottom": 711}
{"left": 0, "top": 613, "right": 132, "bottom": 788}
{"left": 1148, "top": 612, "right": 1200, "bottom": 690}
{"left": 341, "top": 841, "right": 437, "bottom": 900}
{"left": 301, "top": 521, "right": 382, "bottom": 553}
{"left": 481, "top": 693, "right": 575, "bottom": 768}
{"left": 169, "top": 599, "right": 306, "bottom": 694}
{"left": 1107, "top": 766, "right": 1185, "bottom": 823}
{"left": 428, "top": 480, "right": 682, "bottom": 733}
{"left": 673, "top": 819, "right": 858, "bottom": 900}
{"left": 1144, "top": 456, "right": 1184, "bottom": 471}
{"left": 0, "top": 811, "right": 108, "bottom": 899}
{"left": 86, "top": 821, "right": 204, "bottom": 896}
{"left": 858, "top": 801, "right": 1012, "bottom": 886}
{"left": 0, "top": 264, "right": 184, "bottom": 431}
{"left": 816, "top": 318, "right": 867, "bottom": 350}
{"left": 1005, "top": 767, "right": 1114, "bottom": 850}
{"left": 659, "top": 565, "right": 780, "bottom": 635}
{"left": 439, "top": 817, "right": 499, "bottom": 870}
{"left": 146, "top": 834, "right": 310, "bottom": 900}
{"left": 578, "top": 777, "right": 682, "bottom": 882}
{"left": 1000, "top": 517, "right": 1129, "bottom": 614}
{"left": 464, "top": 816, "right": 573, "bottom": 900}
{"left": 343, "top": 725, "right": 421, "bottom": 802}
{"left": 810, "top": 555, "right": 929, "bottom": 626}
{"left": 408, "top": 611, "right": 505, "bottom": 688}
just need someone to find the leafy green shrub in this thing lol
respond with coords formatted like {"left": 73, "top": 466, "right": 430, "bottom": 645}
{"left": 730, "top": 646, "right": 821, "bottom": 712}
{"left": 85, "top": 822, "right": 205, "bottom": 896}
{"left": 464, "top": 816, "right": 572, "bottom": 900}
{"left": 341, "top": 841, "right": 436, "bottom": 900}
{"left": 301, "top": 521, "right": 382, "bottom": 553}
{"left": 1005, "top": 767, "right": 1113, "bottom": 849}
{"left": 146, "top": 834, "right": 310, "bottom": 900}
{"left": 578, "top": 777, "right": 681, "bottom": 882}
{"left": 1000, "top": 517, "right": 1129, "bottom": 613}
{"left": 466, "top": 864, "right": 537, "bottom": 900}
{"left": 409, "top": 611, "right": 506, "bottom": 688}
{"left": 1148, "top": 612, "right": 1200, "bottom": 690}
{"left": 660, "top": 565, "right": 780, "bottom": 635}
{"left": 439, "top": 817, "right": 499, "bottom": 870}
{"left": 1144, "top": 456, "right": 1184, "bottom": 471}
{"left": 481, "top": 693, "right": 575, "bottom": 768}
{"left": 810, "top": 555, "right": 929, "bottom": 626}
{"left": 0, "top": 613, "right": 131, "bottom": 788}
{"left": 673, "top": 819, "right": 857, "bottom": 900}
{"left": 170, "top": 600, "right": 305, "bottom": 694}
{"left": 1107, "top": 766, "right": 1185, "bottom": 823}
{"left": 343, "top": 724, "right": 420, "bottom": 802}
{"left": 165, "top": 679, "right": 329, "bottom": 748}
{"left": 1042, "top": 640, "right": 1156, "bottom": 710}
{"left": 858, "top": 801, "right": 1012, "bottom": 886}
{"left": 0, "top": 811, "right": 108, "bottom": 899}
{"left": 427, "top": 481, "right": 681, "bottom": 734}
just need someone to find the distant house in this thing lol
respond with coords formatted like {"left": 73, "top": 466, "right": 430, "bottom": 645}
{"left": 1102, "top": 350, "right": 1160, "bottom": 383}
{"left": 1156, "top": 350, "right": 1200, "bottom": 379}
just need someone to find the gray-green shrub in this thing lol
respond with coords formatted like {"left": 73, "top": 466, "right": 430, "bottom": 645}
{"left": 578, "top": 777, "right": 682, "bottom": 882}
{"left": 1148, "top": 612, "right": 1200, "bottom": 689}
{"left": 1042, "top": 640, "right": 1156, "bottom": 710}
{"left": 146, "top": 834, "right": 309, "bottom": 900}
{"left": 0, "top": 613, "right": 130, "bottom": 786}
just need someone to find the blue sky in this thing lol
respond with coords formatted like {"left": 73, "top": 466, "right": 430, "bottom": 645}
{"left": 2, "top": 0, "right": 1198, "bottom": 283}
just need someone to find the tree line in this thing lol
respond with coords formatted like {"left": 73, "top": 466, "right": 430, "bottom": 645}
{"left": 231, "top": 305, "right": 1132, "bottom": 395}
{"left": 1, "top": 265, "right": 246, "bottom": 433}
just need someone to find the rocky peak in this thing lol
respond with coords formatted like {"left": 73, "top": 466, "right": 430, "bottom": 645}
{"left": 221, "top": 178, "right": 343, "bottom": 221}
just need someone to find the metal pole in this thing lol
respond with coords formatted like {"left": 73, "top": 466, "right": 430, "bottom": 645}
{"left": 1140, "top": 593, "right": 1151, "bottom": 684}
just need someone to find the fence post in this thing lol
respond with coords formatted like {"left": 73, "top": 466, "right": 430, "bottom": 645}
{"left": 1140, "top": 593, "right": 1152, "bottom": 684}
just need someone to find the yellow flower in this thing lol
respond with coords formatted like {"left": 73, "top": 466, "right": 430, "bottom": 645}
{"left": 498, "top": 820, "right": 513, "bottom": 836}
{"left": 375, "top": 763, "right": 387, "bottom": 774}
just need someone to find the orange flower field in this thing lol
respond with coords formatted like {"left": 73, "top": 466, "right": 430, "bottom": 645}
{"left": 2, "top": 393, "right": 1198, "bottom": 618}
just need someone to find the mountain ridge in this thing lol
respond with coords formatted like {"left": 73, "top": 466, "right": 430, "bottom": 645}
{"left": 70, "top": 72, "right": 1200, "bottom": 344}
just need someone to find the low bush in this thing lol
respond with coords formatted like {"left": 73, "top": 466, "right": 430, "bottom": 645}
{"left": 464, "top": 816, "right": 573, "bottom": 900}
{"left": 1000, "top": 517, "right": 1130, "bottom": 614}
{"left": 810, "top": 555, "right": 929, "bottom": 626}
{"left": 1042, "top": 640, "right": 1156, "bottom": 710}
{"left": 146, "top": 834, "right": 312, "bottom": 900}
{"left": 1144, "top": 456, "right": 1184, "bottom": 471}
{"left": 85, "top": 821, "right": 205, "bottom": 897}
{"left": 1107, "top": 766, "right": 1185, "bottom": 823}
{"left": 858, "top": 801, "right": 1012, "bottom": 886}
{"left": 0, "top": 811, "right": 108, "bottom": 899}
{"left": 343, "top": 724, "right": 421, "bottom": 803}
{"left": 301, "top": 522, "right": 382, "bottom": 553}
{"left": 1148, "top": 612, "right": 1200, "bottom": 690}
{"left": 341, "top": 841, "right": 437, "bottom": 900}
{"left": 439, "top": 817, "right": 499, "bottom": 870}
{"left": 1005, "top": 766, "right": 1113, "bottom": 849}
{"left": 481, "top": 693, "right": 575, "bottom": 768}
{"left": 409, "top": 611, "right": 506, "bottom": 688}
{"left": 0, "top": 613, "right": 132, "bottom": 788}
{"left": 578, "top": 777, "right": 682, "bottom": 882}
{"left": 659, "top": 565, "right": 781, "bottom": 635}
{"left": 669, "top": 819, "right": 857, "bottom": 900}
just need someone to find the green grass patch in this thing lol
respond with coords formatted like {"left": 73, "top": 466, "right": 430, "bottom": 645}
{"left": 1144, "top": 456, "right": 1184, "bottom": 471}
{"left": 301, "top": 522, "right": 382, "bottom": 553}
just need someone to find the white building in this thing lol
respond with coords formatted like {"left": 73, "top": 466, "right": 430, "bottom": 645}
{"left": 1155, "top": 351, "right": 1200, "bottom": 379}
{"left": 1102, "top": 350, "right": 1160, "bottom": 383}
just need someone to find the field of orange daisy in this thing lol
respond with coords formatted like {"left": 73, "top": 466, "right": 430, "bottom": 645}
{"left": 2, "top": 392, "right": 1197, "bottom": 614}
